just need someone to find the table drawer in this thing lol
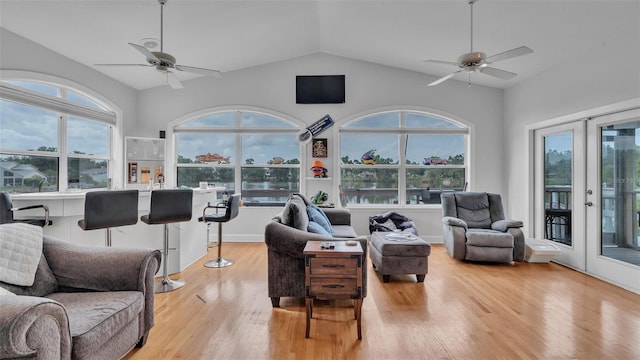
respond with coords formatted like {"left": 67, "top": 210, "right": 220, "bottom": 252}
{"left": 309, "top": 257, "right": 358, "bottom": 275}
{"left": 309, "top": 277, "right": 358, "bottom": 297}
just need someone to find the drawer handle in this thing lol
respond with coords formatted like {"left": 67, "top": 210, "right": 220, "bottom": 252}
{"left": 322, "top": 264, "right": 345, "bottom": 268}
{"left": 322, "top": 285, "right": 345, "bottom": 289}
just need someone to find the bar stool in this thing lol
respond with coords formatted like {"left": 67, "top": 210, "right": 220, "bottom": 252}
{"left": 198, "top": 193, "right": 240, "bottom": 268}
{"left": 77, "top": 190, "right": 138, "bottom": 247}
{"left": 1, "top": 191, "right": 52, "bottom": 227}
{"left": 141, "top": 189, "right": 193, "bottom": 293}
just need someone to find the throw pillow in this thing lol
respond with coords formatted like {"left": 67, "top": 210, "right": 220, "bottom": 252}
{"left": 307, "top": 205, "right": 332, "bottom": 235}
{"left": 307, "top": 221, "right": 331, "bottom": 236}
{"left": 282, "top": 194, "right": 309, "bottom": 231}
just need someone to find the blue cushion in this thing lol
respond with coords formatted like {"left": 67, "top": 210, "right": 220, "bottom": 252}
{"left": 307, "top": 205, "right": 332, "bottom": 234}
{"left": 307, "top": 221, "right": 331, "bottom": 236}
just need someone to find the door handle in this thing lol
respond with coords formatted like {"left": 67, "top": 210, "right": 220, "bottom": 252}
{"left": 585, "top": 201, "right": 593, "bottom": 207}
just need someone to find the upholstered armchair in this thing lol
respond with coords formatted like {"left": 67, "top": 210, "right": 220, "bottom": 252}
{"left": 441, "top": 192, "right": 525, "bottom": 263}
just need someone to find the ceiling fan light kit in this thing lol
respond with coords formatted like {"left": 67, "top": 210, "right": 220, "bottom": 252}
{"left": 425, "top": 0, "right": 533, "bottom": 87}
{"left": 95, "top": 0, "right": 222, "bottom": 89}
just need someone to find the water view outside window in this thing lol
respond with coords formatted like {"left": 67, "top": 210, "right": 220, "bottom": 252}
{"left": 174, "top": 111, "right": 300, "bottom": 205}
{"left": 544, "top": 132, "right": 573, "bottom": 245}
{"left": 0, "top": 81, "right": 112, "bottom": 193}
{"left": 600, "top": 121, "right": 640, "bottom": 266}
{"left": 340, "top": 111, "right": 467, "bottom": 205}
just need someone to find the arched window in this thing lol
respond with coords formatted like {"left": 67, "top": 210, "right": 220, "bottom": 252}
{"left": 0, "top": 79, "right": 115, "bottom": 192}
{"left": 339, "top": 111, "right": 468, "bottom": 205}
{"left": 174, "top": 110, "right": 302, "bottom": 205}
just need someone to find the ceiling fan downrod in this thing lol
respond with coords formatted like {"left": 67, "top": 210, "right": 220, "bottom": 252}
{"left": 469, "top": 0, "right": 477, "bottom": 53}
{"left": 159, "top": 0, "right": 167, "bottom": 53}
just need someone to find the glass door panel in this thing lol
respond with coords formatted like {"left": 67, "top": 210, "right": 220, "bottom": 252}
{"left": 599, "top": 121, "right": 640, "bottom": 266}
{"left": 544, "top": 132, "right": 573, "bottom": 246}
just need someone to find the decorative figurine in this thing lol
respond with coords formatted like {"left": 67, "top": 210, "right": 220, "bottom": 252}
{"left": 310, "top": 160, "right": 328, "bottom": 178}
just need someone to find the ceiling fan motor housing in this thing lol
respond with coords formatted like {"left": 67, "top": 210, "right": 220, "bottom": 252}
{"left": 149, "top": 51, "right": 176, "bottom": 71}
{"left": 457, "top": 52, "right": 486, "bottom": 71}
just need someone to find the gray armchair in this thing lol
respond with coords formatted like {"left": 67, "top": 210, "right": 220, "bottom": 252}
{"left": 441, "top": 192, "right": 525, "bottom": 263}
{"left": 0, "top": 231, "right": 161, "bottom": 359}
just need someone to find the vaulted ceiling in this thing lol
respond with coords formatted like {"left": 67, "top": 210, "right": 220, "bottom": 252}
{"left": 1, "top": 0, "right": 638, "bottom": 90}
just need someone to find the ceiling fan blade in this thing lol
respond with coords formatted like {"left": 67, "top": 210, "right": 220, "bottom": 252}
{"left": 174, "top": 65, "right": 222, "bottom": 78}
{"left": 485, "top": 46, "right": 533, "bottom": 64}
{"left": 424, "top": 59, "right": 459, "bottom": 67}
{"left": 427, "top": 70, "right": 463, "bottom": 87}
{"left": 166, "top": 71, "right": 184, "bottom": 89}
{"left": 128, "top": 43, "right": 160, "bottom": 63}
{"left": 479, "top": 66, "right": 517, "bottom": 80}
{"left": 95, "top": 63, "right": 153, "bottom": 67}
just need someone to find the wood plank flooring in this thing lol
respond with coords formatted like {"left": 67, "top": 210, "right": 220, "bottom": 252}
{"left": 125, "top": 243, "right": 640, "bottom": 359}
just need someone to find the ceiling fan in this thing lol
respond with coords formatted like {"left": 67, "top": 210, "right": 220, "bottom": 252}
{"left": 96, "top": 0, "right": 222, "bottom": 89}
{"left": 425, "top": 0, "right": 533, "bottom": 87}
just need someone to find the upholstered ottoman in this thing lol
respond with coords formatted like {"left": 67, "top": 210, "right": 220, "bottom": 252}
{"left": 369, "top": 231, "right": 431, "bottom": 283}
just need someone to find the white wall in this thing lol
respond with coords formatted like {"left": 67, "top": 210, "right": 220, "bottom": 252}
{"left": 137, "top": 53, "right": 505, "bottom": 241}
{"left": 504, "top": 31, "right": 640, "bottom": 235}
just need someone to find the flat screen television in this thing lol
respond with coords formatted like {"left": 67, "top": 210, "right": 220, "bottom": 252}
{"left": 296, "top": 75, "right": 345, "bottom": 104}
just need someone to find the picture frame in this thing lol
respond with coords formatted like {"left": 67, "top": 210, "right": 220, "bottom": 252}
{"left": 312, "top": 138, "right": 328, "bottom": 158}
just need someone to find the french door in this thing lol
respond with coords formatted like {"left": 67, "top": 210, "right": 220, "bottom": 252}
{"left": 535, "top": 107, "right": 640, "bottom": 293}
{"left": 585, "top": 108, "right": 640, "bottom": 292}
{"left": 534, "top": 121, "right": 586, "bottom": 270}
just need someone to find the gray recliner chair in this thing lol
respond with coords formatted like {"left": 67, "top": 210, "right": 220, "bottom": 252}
{"left": 441, "top": 192, "right": 525, "bottom": 263}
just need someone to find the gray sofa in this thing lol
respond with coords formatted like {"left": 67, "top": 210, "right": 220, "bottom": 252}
{"left": 264, "top": 193, "right": 368, "bottom": 307}
{"left": 441, "top": 192, "right": 525, "bottom": 263}
{"left": 0, "top": 234, "right": 161, "bottom": 360}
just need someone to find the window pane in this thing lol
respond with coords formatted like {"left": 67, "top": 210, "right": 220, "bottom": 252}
{"left": 67, "top": 90, "right": 106, "bottom": 110}
{"left": 242, "top": 134, "right": 300, "bottom": 165}
{"left": 405, "top": 112, "right": 462, "bottom": 129}
{"left": 241, "top": 112, "right": 295, "bottom": 128}
{"left": 67, "top": 158, "right": 107, "bottom": 189}
{"left": 344, "top": 112, "right": 399, "bottom": 128}
{"left": 406, "top": 168, "right": 465, "bottom": 204}
{"left": 241, "top": 167, "right": 299, "bottom": 205}
{"left": 68, "top": 116, "right": 109, "bottom": 156}
{"left": 177, "top": 167, "right": 234, "bottom": 191}
{"left": 176, "top": 112, "right": 236, "bottom": 128}
{"left": 3, "top": 80, "right": 58, "bottom": 97}
{"left": 340, "top": 168, "right": 398, "bottom": 204}
{"left": 0, "top": 100, "right": 58, "bottom": 152}
{"left": 176, "top": 133, "right": 236, "bottom": 164}
{"left": 340, "top": 134, "right": 398, "bottom": 165}
{"left": 406, "top": 134, "right": 465, "bottom": 165}
{"left": 1, "top": 154, "right": 58, "bottom": 193}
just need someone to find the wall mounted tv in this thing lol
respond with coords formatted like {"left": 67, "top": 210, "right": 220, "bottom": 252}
{"left": 296, "top": 75, "right": 345, "bottom": 104}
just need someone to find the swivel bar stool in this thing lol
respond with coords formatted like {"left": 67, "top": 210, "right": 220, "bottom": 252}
{"left": 198, "top": 193, "right": 240, "bottom": 268}
{"left": 141, "top": 189, "right": 193, "bottom": 293}
{"left": 78, "top": 190, "right": 138, "bottom": 246}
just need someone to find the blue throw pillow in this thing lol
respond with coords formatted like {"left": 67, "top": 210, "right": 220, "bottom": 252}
{"left": 308, "top": 221, "right": 331, "bottom": 236}
{"left": 307, "top": 205, "right": 332, "bottom": 235}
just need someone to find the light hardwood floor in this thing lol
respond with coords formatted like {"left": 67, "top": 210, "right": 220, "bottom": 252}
{"left": 125, "top": 243, "right": 640, "bottom": 359}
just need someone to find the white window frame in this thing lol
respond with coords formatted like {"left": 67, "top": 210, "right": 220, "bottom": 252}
{"left": 339, "top": 108, "right": 471, "bottom": 207}
{"left": 168, "top": 106, "right": 304, "bottom": 203}
{"left": 0, "top": 71, "right": 122, "bottom": 191}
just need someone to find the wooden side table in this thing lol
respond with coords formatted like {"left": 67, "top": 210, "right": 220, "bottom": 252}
{"left": 303, "top": 241, "right": 364, "bottom": 339}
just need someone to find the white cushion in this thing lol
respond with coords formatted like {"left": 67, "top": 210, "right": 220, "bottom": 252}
{"left": 0, "top": 223, "right": 43, "bottom": 286}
